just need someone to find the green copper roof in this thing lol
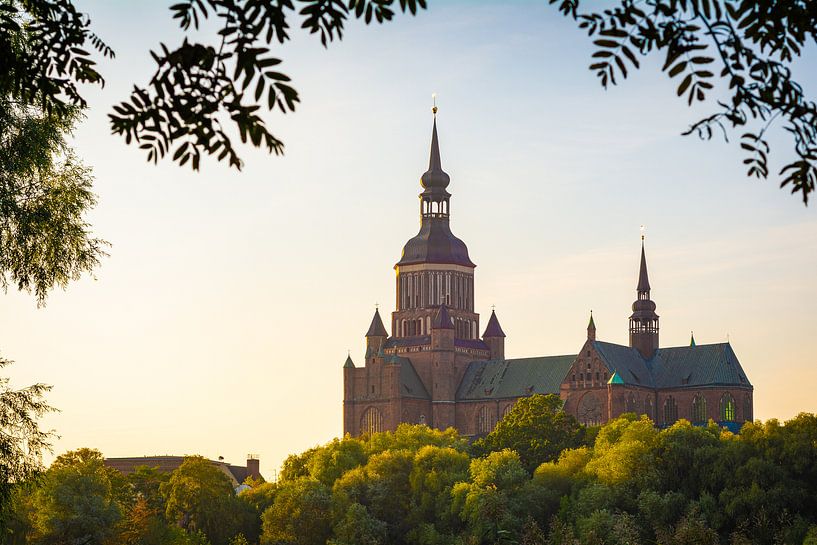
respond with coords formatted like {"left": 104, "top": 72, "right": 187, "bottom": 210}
{"left": 343, "top": 355, "right": 355, "bottom": 368}
{"left": 591, "top": 340, "right": 750, "bottom": 389}
{"left": 456, "top": 355, "right": 576, "bottom": 401}
{"left": 588, "top": 312, "right": 595, "bottom": 329}
{"left": 690, "top": 332, "right": 696, "bottom": 347}
{"left": 607, "top": 371, "right": 624, "bottom": 384}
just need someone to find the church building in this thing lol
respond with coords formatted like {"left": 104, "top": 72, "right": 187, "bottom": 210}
{"left": 342, "top": 112, "right": 753, "bottom": 437}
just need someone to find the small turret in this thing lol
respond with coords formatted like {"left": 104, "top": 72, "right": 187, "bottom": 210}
{"left": 343, "top": 354, "right": 355, "bottom": 368}
{"left": 366, "top": 308, "right": 388, "bottom": 357}
{"left": 690, "top": 331, "right": 696, "bottom": 347}
{"left": 587, "top": 311, "right": 596, "bottom": 341}
{"left": 482, "top": 309, "right": 506, "bottom": 360}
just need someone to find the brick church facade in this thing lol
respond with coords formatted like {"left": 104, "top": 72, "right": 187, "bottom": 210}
{"left": 342, "top": 114, "right": 753, "bottom": 437}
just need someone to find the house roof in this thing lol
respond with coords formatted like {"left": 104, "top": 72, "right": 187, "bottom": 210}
{"left": 456, "top": 355, "right": 576, "bottom": 401}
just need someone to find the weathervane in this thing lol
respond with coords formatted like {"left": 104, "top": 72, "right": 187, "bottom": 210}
{"left": 432, "top": 93, "right": 438, "bottom": 116}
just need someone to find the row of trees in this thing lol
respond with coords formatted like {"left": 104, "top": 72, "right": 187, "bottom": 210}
{"left": 4, "top": 394, "right": 817, "bottom": 545}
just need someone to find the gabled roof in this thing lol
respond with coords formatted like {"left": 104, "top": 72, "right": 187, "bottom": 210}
{"left": 366, "top": 309, "right": 388, "bottom": 337}
{"left": 384, "top": 355, "right": 430, "bottom": 399}
{"left": 482, "top": 310, "right": 506, "bottom": 338}
{"left": 456, "top": 355, "right": 575, "bottom": 401}
{"left": 652, "top": 343, "right": 751, "bottom": 388}
{"left": 590, "top": 340, "right": 751, "bottom": 389}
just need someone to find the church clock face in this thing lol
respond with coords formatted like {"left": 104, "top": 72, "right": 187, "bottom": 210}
{"left": 578, "top": 394, "right": 602, "bottom": 425}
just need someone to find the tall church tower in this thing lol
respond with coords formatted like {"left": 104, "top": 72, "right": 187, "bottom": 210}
{"left": 391, "top": 111, "right": 480, "bottom": 342}
{"left": 629, "top": 237, "right": 659, "bottom": 359}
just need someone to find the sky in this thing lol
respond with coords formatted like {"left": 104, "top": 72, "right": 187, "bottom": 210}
{"left": 3, "top": 1, "right": 816, "bottom": 478}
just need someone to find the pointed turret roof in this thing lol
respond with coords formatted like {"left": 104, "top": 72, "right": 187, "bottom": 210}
{"left": 432, "top": 304, "right": 454, "bottom": 330}
{"left": 420, "top": 118, "right": 450, "bottom": 191}
{"left": 366, "top": 309, "right": 388, "bottom": 337}
{"left": 588, "top": 311, "right": 596, "bottom": 330}
{"left": 637, "top": 240, "right": 651, "bottom": 293}
{"left": 690, "top": 331, "right": 696, "bottom": 347}
{"left": 483, "top": 310, "right": 506, "bottom": 338}
{"left": 343, "top": 355, "right": 355, "bottom": 368}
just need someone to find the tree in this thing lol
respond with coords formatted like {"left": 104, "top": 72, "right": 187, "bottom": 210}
{"left": 0, "top": 358, "right": 54, "bottom": 537}
{"left": 473, "top": 394, "right": 584, "bottom": 472}
{"left": 549, "top": 0, "right": 817, "bottom": 203}
{"left": 0, "top": 102, "right": 106, "bottom": 305}
{"left": 162, "top": 456, "right": 242, "bottom": 545}
{"left": 260, "top": 477, "right": 332, "bottom": 545}
{"left": 31, "top": 448, "right": 124, "bottom": 545}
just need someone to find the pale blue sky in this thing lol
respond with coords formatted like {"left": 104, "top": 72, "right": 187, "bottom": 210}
{"left": 3, "top": 1, "right": 816, "bottom": 475}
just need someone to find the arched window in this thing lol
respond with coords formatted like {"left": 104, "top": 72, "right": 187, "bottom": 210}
{"left": 477, "top": 406, "right": 495, "bottom": 434}
{"left": 720, "top": 393, "right": 736, "bottom": 422}
{"left": 691, "top": 394, "right": 707, "bottom": 423}
{"left": 361, "top": 407, "right": 383, "bottom": 435}
{"left": 644, "top": 398, "right": 654, "bottom": 420}
{"left": 501, "top": 403, "right": 514, "bottom": 420}
{"left": 743, "top": 394, "right": 752, "bottom": 422}
{"left": 663, "top": 396, "right": 678, "bottom": 425}
{"left": 625, "top": 393, "right": 637, "bottom": 413}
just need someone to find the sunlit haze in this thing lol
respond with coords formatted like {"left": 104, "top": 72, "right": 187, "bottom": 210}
{"left": 3, "top": 1, "right": 816, "bottom": 478}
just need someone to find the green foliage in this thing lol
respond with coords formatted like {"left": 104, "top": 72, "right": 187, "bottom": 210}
{"left": 330, "top": 503, "right": 387, "bottom": 545}
{"left": 9, "top": 417, "right": 817, "bottom": 545}
{"left": 550, "top": 0, "right": 817, "bottom": 204}
{"left": 162, "top": 456, "right": 246, "bottom": 545}
{"left": 31, "top": 448, "right": 123, "bottom": 545}
{"left": 260, "top": 477, "right": 332, "bottom": 545}
{"left": 108, "top": 0, "right": 427, "bottom": 170}
{"left": 0, "top": 358, "right": 54, "bottom": 533}
{"left": 473, "top": 394, "right": 584, "bottom": 472}
{"left": 0, "top": 102, "right": 107, "bottom": 305}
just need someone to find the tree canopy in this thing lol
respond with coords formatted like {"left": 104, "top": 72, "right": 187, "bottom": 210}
{"left": 6, "top": 415, "right": 817, "bottom": 545}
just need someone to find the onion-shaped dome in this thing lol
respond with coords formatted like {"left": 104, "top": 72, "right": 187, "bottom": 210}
{"left": 420, "top": 119, "right": 450, "bottom": 190}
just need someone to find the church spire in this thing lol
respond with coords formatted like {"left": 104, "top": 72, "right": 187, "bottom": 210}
{"left": 637, "top": 239, "right": 651, "bottom": 294}
{"left": 420, "top": 118, "right": 451, "bottom": 192}
{"left": 587, "top": 310, "right": 596, "bottom": 341}
{"left": 629, "top": 234, "right": 659, "bottom": 359}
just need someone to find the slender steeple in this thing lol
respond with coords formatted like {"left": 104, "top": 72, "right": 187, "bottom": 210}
{"left": 637, "top": 241, "right": 651, "bottom": 294}
{"left": 587, "top": 310, "right": 596, "bottom": 341}
{"left": 690, "top": 331, "right": 696, "bottom": 347}
{"left": 629, "top": 234, "right": 659, "bottom": 359}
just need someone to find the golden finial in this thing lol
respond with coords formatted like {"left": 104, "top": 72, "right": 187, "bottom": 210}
{"left": 432, "top": 93, "right": 438, "bottom": 115}
{"left": 640, "top": 224, "right": 646, "bottom": 241}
